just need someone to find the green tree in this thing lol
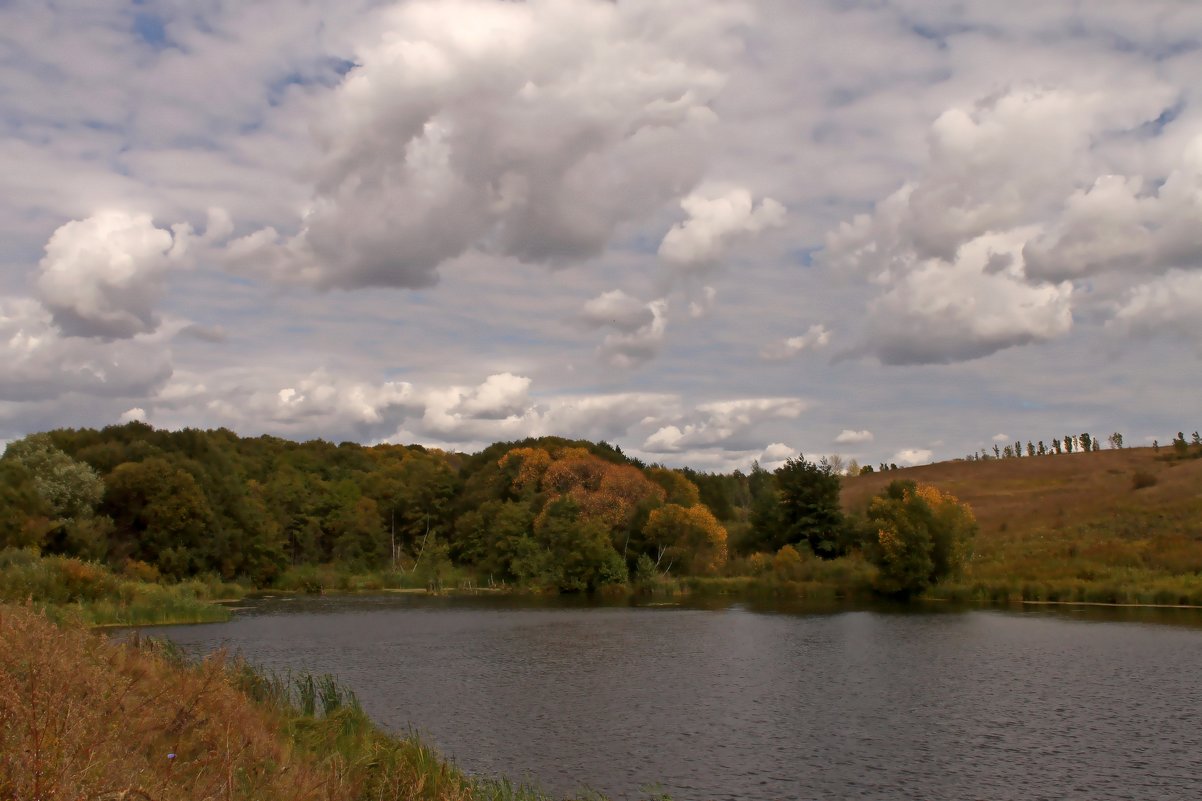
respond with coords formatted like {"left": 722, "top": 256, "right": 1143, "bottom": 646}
{"left": 2, "top": 435, "right": 104, "bottom": 523}
{"left": 534, "top": 497, "right": 626, "bottom": 592}
{"left": 0, "top": 460, "right": 53, "bottom": 549}
{"left": 1080, "top": 433, "right": 1092, "bottom": 452}
{"left": 1108, "top": 432, "right": 1123, "bottom": 449}
{"left": 101, "top": 457, "right": 214, "bottom": 577}
{"left": 773, "top": 456, "right": 845, "bottom": 558}
{"left": 863, "top": 480, "right": 977, "bottom": 598}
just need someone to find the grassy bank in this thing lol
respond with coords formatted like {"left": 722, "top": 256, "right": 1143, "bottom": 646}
{"left": 0, "top": 603, "right": 651, "bottom": 801}
{"left": 842, "top": 447, "right": 1202, "bottom": 606}
{"left": 0, "top": 548, "right": 244, "bottom": 626}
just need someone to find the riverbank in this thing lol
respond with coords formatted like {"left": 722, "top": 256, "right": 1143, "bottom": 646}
{"left": 0, "top": 548, "right": 242, "bottom": 626}
{"left": 0, "top": 602, "right": 635, "bottom": 801}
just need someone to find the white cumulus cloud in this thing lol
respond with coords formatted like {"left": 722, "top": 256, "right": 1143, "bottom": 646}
{"left": 37, "top": 209, "right": 230, "bottom": 339}
{"left": 227, "top": 0, "right": 748, "bottom": 290}
{"left": 835, "top": 429, "right": 874, "bottom": 444}
{"left": 659, "top": 186, "right": 785, "bottom": 268}
{"left": 893, "top": 448, "right": 933, "bottom": 466}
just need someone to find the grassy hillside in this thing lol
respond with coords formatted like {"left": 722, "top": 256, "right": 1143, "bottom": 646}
{"left": 841, "top": 448, "right": 1202, "bottom": 605}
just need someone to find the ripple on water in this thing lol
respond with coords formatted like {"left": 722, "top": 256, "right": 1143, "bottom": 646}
{"left": 149, "top": 598, "right": 1202, "bottom": 801}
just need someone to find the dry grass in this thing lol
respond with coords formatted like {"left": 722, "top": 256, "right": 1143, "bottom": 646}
{"left": 0, "top": 603, "right": 627, "bottom": 801}
{"left": 842, "top": 447, "right": 1202, "bottom": 604}
{"left": 0, "top": 602, "right": 337, "bottom": 801}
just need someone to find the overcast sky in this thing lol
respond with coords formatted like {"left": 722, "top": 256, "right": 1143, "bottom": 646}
{"left": 2, "top": 0, "right": 1201, "bottom": 470}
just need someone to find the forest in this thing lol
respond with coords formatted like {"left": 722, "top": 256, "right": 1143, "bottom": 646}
{"left": 0, "top": 423, "right": 972, "bottom": 599}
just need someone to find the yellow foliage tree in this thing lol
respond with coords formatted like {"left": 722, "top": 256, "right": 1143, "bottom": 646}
{"left": 646, "top": 467, "right": 702, "bottom": 508}
{"left": 866, "top": 480, "right": 976, "bottom": 597}
{"left": 643, "top": 503, "right": 729, "bottom": 576}
{"left": 498, "top": 447, "right": 552, "bottom": 493}
{"left": 773, "top": 544, "right": 804, "bottom": 581}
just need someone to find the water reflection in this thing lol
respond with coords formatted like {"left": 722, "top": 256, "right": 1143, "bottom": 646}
{"left": 149, "top": 595, "right": 1202, "bottom": 801}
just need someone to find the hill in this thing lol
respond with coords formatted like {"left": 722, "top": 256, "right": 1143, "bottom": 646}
{"left": 841, "top": 448, "right": 1202, "bottom": 605}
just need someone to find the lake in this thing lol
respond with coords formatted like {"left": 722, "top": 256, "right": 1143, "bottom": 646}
{"left": 147, "top": 595, "right": 1202, "bottom": 800}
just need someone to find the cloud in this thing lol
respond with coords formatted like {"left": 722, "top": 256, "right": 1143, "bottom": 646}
{"left": 1111, "top": 270, "right": 1202, "bottom": 352}
{"left": 758, "top": 442, "right": 797, "bottom": 469}
{"left": 688, "top": 285, "right": 717, "bottom": 318}
{"left": 992, "top": 433, "right": 1011, "bottom": 442}
{"left": 821, "top": 86, "right": 1195, "bottom": 363}
{"left": 36, "top": 211, "right": 178, "bottom": 339}
{"left": 118, "top": 407, "right": 147, "bottom": 424}
{"left": 597, "top": 299, "right": 668, "bottom": 369}
{"left": 826, "top": 87, "right": 1175, "bottom": 270}
{"left": 177, "top": 324, "right": 229, "bottom": 343}
{"left": 1023, "top": 136, "right": 1202, "bottom": 281}
{"left": 0, "top": 296, "right": 173, "bottom": 402}
{"left": 642, "top": 397, "right": 806, "bottom": 453}
{"left": 658, "top": 186, "right": 785, "bottom": 268}
{"left": 227, "top": 0, "right": 748, "bottom": 290}
{"left": 579, "top": 290, "right": 655, "bottom": 332}
{"left": 761, "top": 324, "right": 831, "bottom": 360}
{"left": 36, "top": 209, "right": 231, "bottom": 339}
{"left": 452, "top": 372, "right": 531, "bottom": 419}
{"left": 835, "top": 429, "right": 874, "bottom": 444}
{"left": 893, "top": 448, "right": 933, "bottom": 466}
{"left": 862, "top": 230, "right": 1074, "bottom": 364}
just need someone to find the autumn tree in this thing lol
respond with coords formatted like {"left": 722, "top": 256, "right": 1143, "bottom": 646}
{"left": 642, "top": 503, "right": 728, "bottom": 576}
{"left": 646, "top": 467, "right": 702, "bottom": 508}
{"left": 863, "top": 480, "right": 976, "bottom": 598}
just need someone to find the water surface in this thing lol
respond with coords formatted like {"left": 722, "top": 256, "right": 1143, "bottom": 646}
{"left": 151, "top": 595, "right": 1202, "bottom": 800}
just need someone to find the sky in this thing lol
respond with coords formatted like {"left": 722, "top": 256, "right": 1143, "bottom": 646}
{"left": 2, "top": 0, "right": 1202, "bottom": 472}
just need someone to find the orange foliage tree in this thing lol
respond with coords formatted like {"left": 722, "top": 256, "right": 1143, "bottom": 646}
{"left": 642, "top": 503, "right": 729, "bottom": 576}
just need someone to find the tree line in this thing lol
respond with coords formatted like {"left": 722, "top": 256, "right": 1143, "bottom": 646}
{"left": 0, "top": 423, "right": 975, "bottom": 598}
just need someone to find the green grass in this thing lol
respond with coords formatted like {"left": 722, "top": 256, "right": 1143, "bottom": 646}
{"left": 0, "top": 548, "right": 241, "bottom": 626}
{"left": 274, "top": 562, "right": 480, "bottom": 595}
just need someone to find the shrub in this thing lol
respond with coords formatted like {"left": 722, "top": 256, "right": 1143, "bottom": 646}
{"left": 1131, "top": 470, "right": 1158, "bottom": 490}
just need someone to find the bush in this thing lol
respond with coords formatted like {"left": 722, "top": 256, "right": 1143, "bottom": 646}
{"left": 1131, "top": 470, "right": 1158, "bottom": 490}
{"left": 862, "top": 481, "right": 977, "bottom": 598}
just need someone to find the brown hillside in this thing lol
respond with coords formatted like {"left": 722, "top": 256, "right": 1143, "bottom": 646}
{"left": 841, "top": 448, "right": 1202, "bottom": 604}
